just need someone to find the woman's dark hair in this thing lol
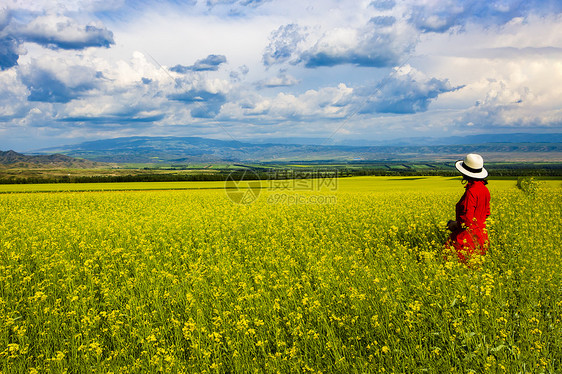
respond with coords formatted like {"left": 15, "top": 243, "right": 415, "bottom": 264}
{"left": 462, "top": 175, "right": 488, "bottom": 185}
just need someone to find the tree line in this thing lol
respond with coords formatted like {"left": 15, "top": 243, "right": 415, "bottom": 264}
{"left": 0, "top": 166, "right": 560, "bottom": 185}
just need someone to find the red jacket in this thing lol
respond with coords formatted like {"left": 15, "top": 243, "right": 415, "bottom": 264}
{"left": 447, "top": 180, "right": 491, "bottom": 261}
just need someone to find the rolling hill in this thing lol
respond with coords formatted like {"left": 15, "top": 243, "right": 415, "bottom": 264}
{"left": 0, "top": 150, "right": 106, "bottom": 168}
{"left": 32, "top": 134, "right": 562, "bottom": 163}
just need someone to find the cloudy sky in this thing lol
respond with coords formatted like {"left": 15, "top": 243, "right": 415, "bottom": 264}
{"left": 1, "top": 0, "right": 562, "bottom": 151}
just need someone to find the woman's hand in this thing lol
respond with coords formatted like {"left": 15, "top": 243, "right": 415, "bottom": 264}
{"left": 447, "top": 220, "right": 459, "bottom": 231}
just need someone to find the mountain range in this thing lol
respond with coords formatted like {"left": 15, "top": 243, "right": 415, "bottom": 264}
{"left": 0, "top": 150, "right": 104, "bottom": 168}
{"left": 28, "top": 133, "right": 562, "bottom": 163}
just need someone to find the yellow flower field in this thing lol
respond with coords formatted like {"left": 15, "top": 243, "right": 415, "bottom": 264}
{"left": 0, "top": 176, "right": 560, "bottom": 373}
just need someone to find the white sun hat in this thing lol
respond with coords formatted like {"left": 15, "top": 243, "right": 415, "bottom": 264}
{"left": 455, "top": 153, "right": 488, "bottom": 179}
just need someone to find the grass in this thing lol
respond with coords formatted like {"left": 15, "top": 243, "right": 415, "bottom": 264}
{"left": 0, "top": 177, "right": 561, "bottom": 373}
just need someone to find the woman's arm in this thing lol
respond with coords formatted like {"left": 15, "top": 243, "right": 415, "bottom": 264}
{"left": 458, "top": 190, "right": 478, "bottom": 229}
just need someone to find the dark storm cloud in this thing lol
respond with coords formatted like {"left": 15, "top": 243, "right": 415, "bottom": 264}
{"left": 0, "top": 36, "right": 21, "bottom": 70}
{"left": 410, "top": 0, "right": 562, "bottom": 33}
{"left": 0, "top": 12, "right": 114, "bottom": 70}
{"left": 370, "top": 0, "right": 396, "bottom": 11}
{"left": 370, "top": 16, "right": 396, "bottom": 27}
{"left": 302, "top": 50, "right": 398, "bottom": 69}
{"left": 170, "top": 54, "right": 227, "bottom": 73}
{"left": 264, "top": 17, "right": 413, "bottom": 69}
{"left": 19, "top": 66, "right": 98, "bottom": 103}
{"left": 301, "top": 17, "right": 411, "bottom": 68}
{"left": 0, "top": 9, "right": 20, "bottom": 70}
{"left": 168, "top": 89, "right": 227, "bottom": 118}
{"left": 19, "top": 24, "right": 114, "bottom": 50}
{"left": 358, "top": 69, "right": 462, "bottom": 114}
{"left": 11, "top": 14, "right": 114, "bottom": 50}
{"left": 190, "top": 102, "right": 224, "bottom": 118}
{"left": 263, "top": 1, "right": 562, "bottom": 71}
{"left": 58, "top": 113, "right": 166, "bottom": 124}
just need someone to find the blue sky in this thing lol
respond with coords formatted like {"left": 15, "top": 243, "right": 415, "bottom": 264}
{"left": 1, "top": 0, "right": 562, "bottom": 151}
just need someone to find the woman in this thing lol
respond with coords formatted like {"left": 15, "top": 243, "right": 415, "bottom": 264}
{"left": 446, "top": 153, "right": 491, "bottom": 263}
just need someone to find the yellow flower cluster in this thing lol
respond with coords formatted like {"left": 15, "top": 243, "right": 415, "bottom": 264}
{"left": 0, "top": 177, "right": 560, "bottom": 373}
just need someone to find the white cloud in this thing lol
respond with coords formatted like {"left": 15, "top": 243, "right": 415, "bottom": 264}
{"left": 0, "top": 69, "right": 29, "bottom": 121}
{"left": 13, "top": 14, "right": 114, "bottom": 49}
{"left": 264, "top": 15, "right": 418, "bottom": 68}
{"left": 258, "top": 71, "right": 299, "bottom": 87}
{"left": 2, "top": 0, "right": 562, "bottom": 150}
{"left": 454, "top": 61, "right": 562, "bottom": 128}
{"left": 0, "top": 8, "right": 10, "bottom": 30}
{"left": 220, "top": 83, "right": 353, "bottom": 121}
{"left": 410, "top": 12, "right": 562, "bottom": 131}
{"left": 1, "top": 0, "right": 123, "bottom": 14}
{"left": 356, "top": 65, "right": 460, "bottom": 114}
